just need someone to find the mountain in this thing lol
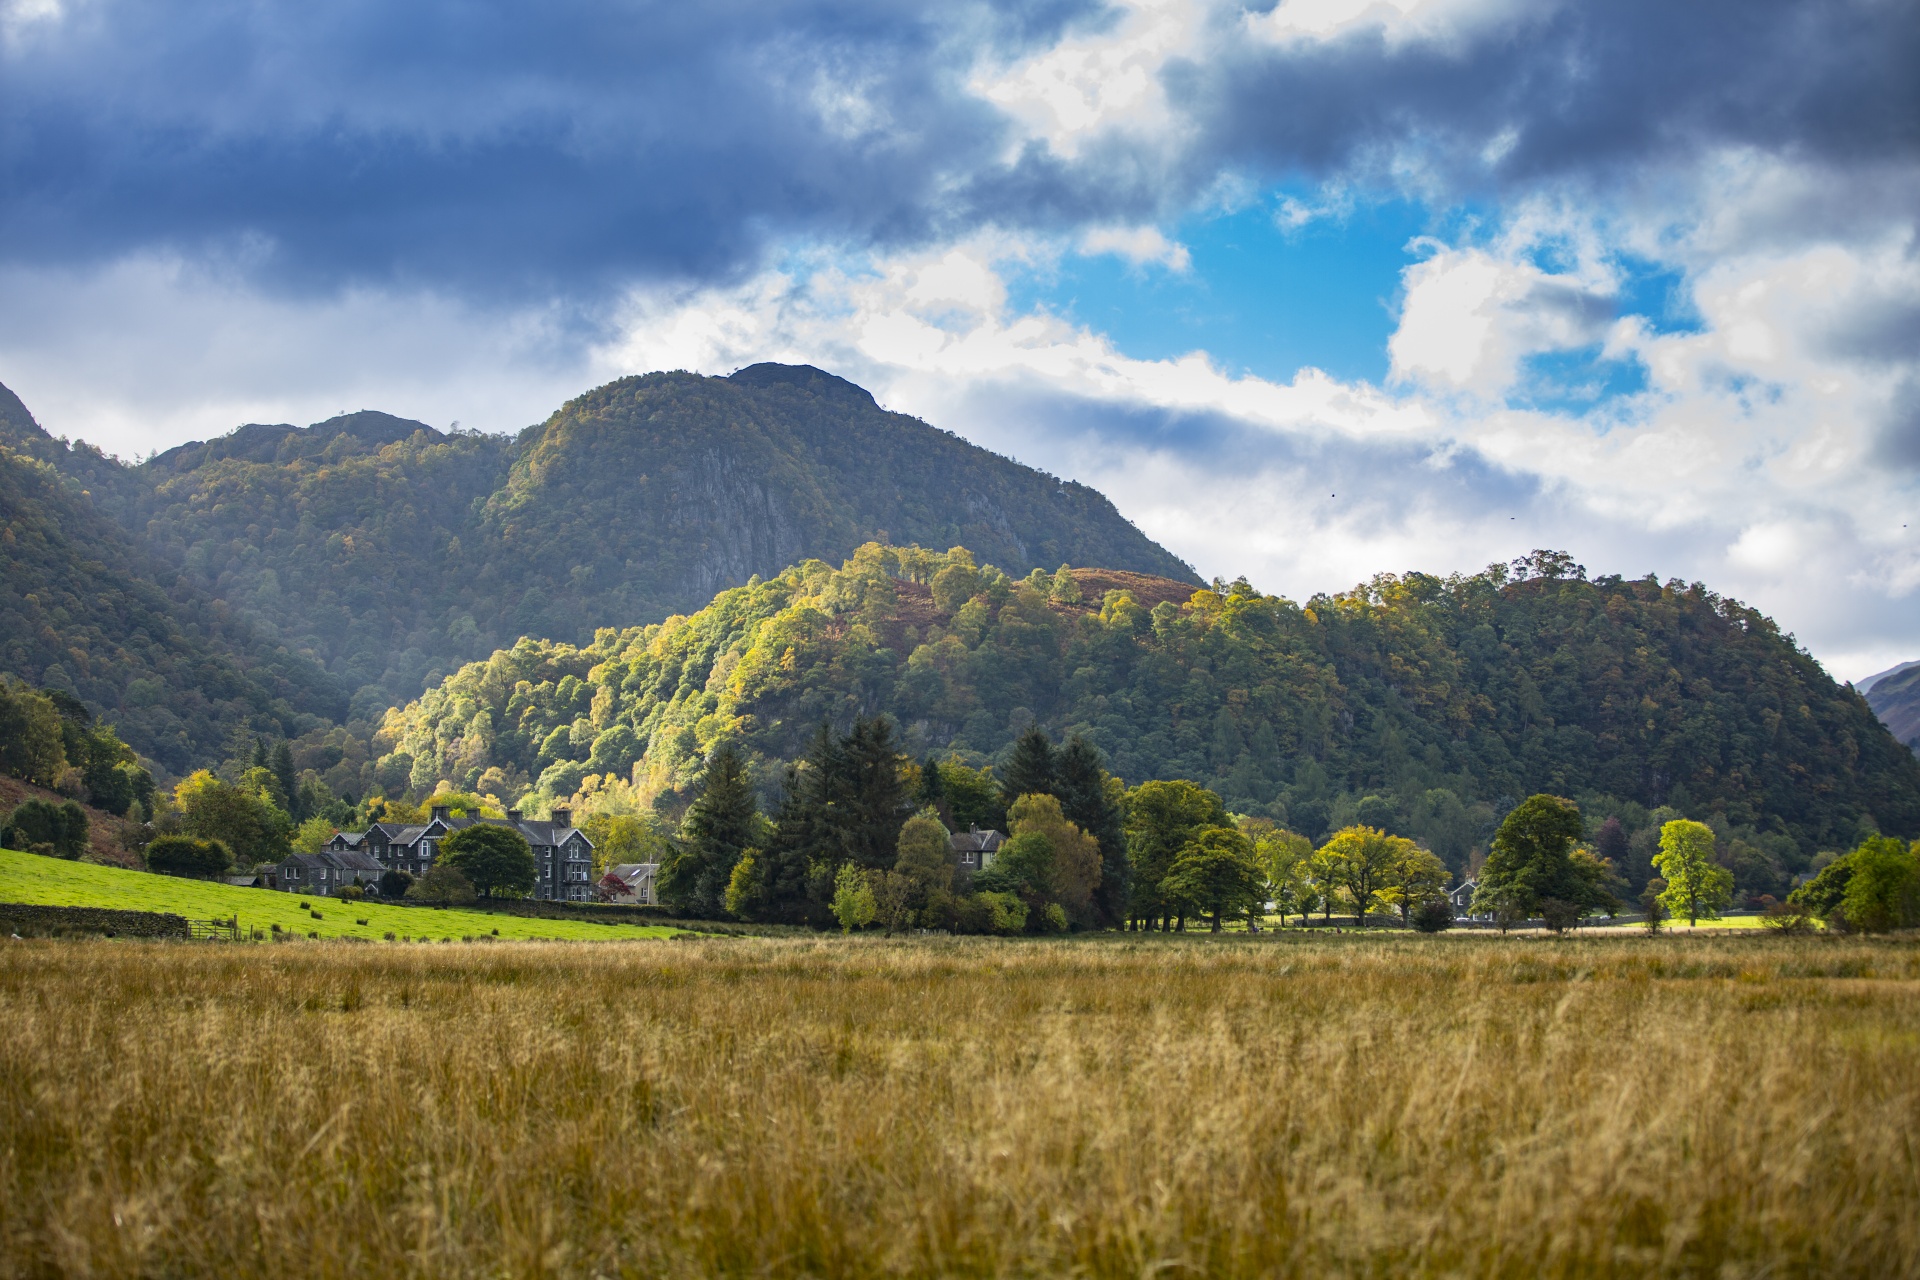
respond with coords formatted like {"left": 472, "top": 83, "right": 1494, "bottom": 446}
{"left": 0, "top": 386, "right": 345, "bottom": 773}
{"left": 375, "top": 544, "right": 1920, "bottom": 865}
{"left": 73, "top": 365, "right": 1196, "bottom": 716}
{"left": 1866, "top": 664, "right": 1920, "bottom": 754}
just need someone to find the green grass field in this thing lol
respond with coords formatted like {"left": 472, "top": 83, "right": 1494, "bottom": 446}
{"left": 0, "top": 847, "right": 684, "bottom": 942}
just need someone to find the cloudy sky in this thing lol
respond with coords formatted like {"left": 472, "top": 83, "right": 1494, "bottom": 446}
{"left": 3, "top": 0, "right": 1917, "bottom": 678}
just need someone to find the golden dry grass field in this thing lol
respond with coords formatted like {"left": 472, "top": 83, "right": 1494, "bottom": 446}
{"left": 3, "top": 932, "right": 1918, "bottom": 1278}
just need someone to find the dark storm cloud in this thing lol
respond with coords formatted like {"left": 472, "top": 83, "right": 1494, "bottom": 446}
{"left": 1180, "top": 0, "right": 1920, "bottom": 191}
{"left": 0, "top": 0, "right": 1099, "bottom": 296}
{"left": 3, "top": 0, "right": 1916, "bottom": 297}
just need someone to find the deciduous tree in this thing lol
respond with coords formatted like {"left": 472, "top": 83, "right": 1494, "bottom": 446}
{"left": 440, "top": 824, "right": 536, "bottom": 899}
{"left": 1653, "top": 819, "right": 1733, "bottom": 926}
{"left": 1161, "top": 826, "right": 1265, "bottom": 932}
{"left": 1316, "top": 825, "right": 1412, "bottom": 926}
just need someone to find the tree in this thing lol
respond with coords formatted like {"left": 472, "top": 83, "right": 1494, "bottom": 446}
{"left": 1652, "top": 819, "right": 1733, "bottom": 926}
{"left": 379, "top": 868, "right": 414, "bottom": 900}
{"left": 1317, "top": 825, "right": 1412, "bottom": 926}
{"left": 935, "top": 758, "right": 1004, "bottom": 833}
{"left": 895, "top": 809, "right": 953, "bottom": 895}
{"left": 1006, "top": 793, "right": 1101, "bottom": 926}
{"left": 1124, "top": 779, "right": 1228, "bottom": 929}
{"left": 292, "top": 815, "right": 338, "bottom": 855}
{"left": 1252, "top": 825, "right": 1316, "bottom": 925}
{"left": 1381, "top": 844, "right": 1451, "bottom": 927}
{"left": 831, "top": 863, "right": 876, "bottom": 933}
{"left": 1472, "top": 795, "right": 1610, "bottom": 928}
{"left": 1412, "top": 899, "right": 1454, "bottom": 932}
{"left": 872, "top": 870, "right": 917, "bottom": 935}
{"left": 999, "top": 726, "right": 1057, "bottom": 809}
{"left": 914, "top": 753, "right": 948, "bottom": 824}
{"left": 0, "top": 678, "right": 68, "bottom": 787}
{"left": 1788, "top": 856, "right": 1853, "bottom": 922}
{"left": 664, "top": 741, "right": 760, "bottom": 916}
{"left": 1593, "top": 816, "right": 1630, "bottom": 871}
{"left": 439, "top": 824, "right": 536, "bottom": 898}
{"left": 408, "top": 864, "right": 477, "bottom": 905}
{"left": 269, "top": 742, "right": 301, "bottom": 820}
{"left": 1056, "top": 734, "right": 1128, "bottom": 926}
{"left": 1839, "top": 836, "right": 1920, "bottom": 933}
{"left": 172, "top": 770, "right": 291, "bottom": 866}
{"left": 1161, "top": 827, "right": 1266, "bottom": 932}
{"left": 145, "top": 834, "right": 231, "bottom": 879}
{"left": 2, "top": 798, "right": 89, "bottom": 859}
{"left": 977, "top": 830, "right": 1054, "bottom": 898}
{"left": 582, "top": 811, "right": 674, "bottom": 879}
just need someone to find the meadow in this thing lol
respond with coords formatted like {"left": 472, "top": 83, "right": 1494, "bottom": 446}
{"left": 0, "top": 847, "right": 683, "bottom": 942}
{"left": 3, "top": 930, "right": 1918, "bottom": 1278}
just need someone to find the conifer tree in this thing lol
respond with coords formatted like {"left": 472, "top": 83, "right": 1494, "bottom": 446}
{"left": 1056, "top": 733, "right": 1128, "bottom": 925}
{"left": 1000, "top": 726, "right": 1057, "bottom": 809}
{"left": 663, "top": 741, "right": 760, "bottom": 916}
{"left": 838, "top": 716, "right": 911, "bottom": 870}
{"left": 269, "top": 742, "right": 301, "bottom": 820}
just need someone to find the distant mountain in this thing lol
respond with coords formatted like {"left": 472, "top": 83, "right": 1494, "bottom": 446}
{"left": 51, "top": 365, "right": 1195, "bottom": 717}
{"left": 0, "top": 385, "right": 345, "bottom": 772}
{"left": 1866, "top": 664, "right": 1920, "bottom": 755}
{"left": 377, "top": 545, "right": 1920, "bottom": 860}
{"left": 1859, "top": 659, "right": 1920, "bottom": 695}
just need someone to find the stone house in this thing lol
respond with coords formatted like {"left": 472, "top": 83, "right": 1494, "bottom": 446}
{"left": 330, "top": 805, "right": 596, "bottom": 902}
{"left": 950, "top": 825, "right": 1004, "bottom": 873}
{"left": 277, "top": 849, "right": 386, "bottom": 897}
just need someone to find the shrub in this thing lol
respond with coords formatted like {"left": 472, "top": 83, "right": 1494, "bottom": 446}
{"left": 338, "top": 885, "right": 365, "bottom": 902}
{"left": 146, "top": 834, "right": 232, "bottom": 878}
{"left": 378, "top": 869, "right": 413, "bottom": 900}
{"left": 1, "top": 798, "right": 89, "bottom": 859}
{"left": 1412, "top": 899, "right": 1454, "bottom": 933}
{"left": 407, "top": 865, "right": 478, "bottom": 906}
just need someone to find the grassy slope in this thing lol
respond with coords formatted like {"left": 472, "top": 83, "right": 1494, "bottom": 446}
{"left": 0, "top": 847, "right": 681, "bottom": 942}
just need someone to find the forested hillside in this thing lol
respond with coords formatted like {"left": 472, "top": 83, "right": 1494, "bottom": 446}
{"left": 0, "top": 389, "right": 345, "bottom": 772}
{"left": 376, "top": 544, "right": 1920, "bottom": 867}
{"left": 2, "top": 366, "right": 1195, "bottom": 718}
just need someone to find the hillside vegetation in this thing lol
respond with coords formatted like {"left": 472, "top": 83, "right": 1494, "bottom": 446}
{"left": 0, "top": 386, "right": 345, "bottom": 770}
{"left": 377, "top": 544, "right": 1920, "bottom": 863}
{"left": 0, "top": 366, "right": 1194, "bottom": 719}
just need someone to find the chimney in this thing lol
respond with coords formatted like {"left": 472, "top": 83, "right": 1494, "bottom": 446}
{"left": 551, "top": 806, "right": 571, "bottom": 830}
{"left": 430, "top": 804, "right": 450, "bottom": 822}
{"left": 506, "top": 808, "right": 522, "bottom": 822}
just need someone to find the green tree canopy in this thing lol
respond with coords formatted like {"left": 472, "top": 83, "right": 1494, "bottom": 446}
{"left": 171, "top": 770, "right": 291, "bottom": 866}
{"left": 1124, "top": 779, "right": 1228, "bottom": 927}
{"left": 2, "top": 798, "right": 89, "bottom": 859}
{"left": 1316, "top": 825, "right": 1413, "bottom": 926}
{"left": 1474, "top": 795, "right": 1612, "bottom": 928}
{"left": 1839, "top": 836, "right": 1920, "bottom": 933}
{"left": 1162, "top": 826, "right": 1266, "bottom": 932}
{"left": 439, "top": 824, "right": 536, "bottom": 899}
{"left": 146, "top": 834, "right": 231, "bottom": 879}
{"left": 1653, "top": 819, "right": 1734, "bottom": 927}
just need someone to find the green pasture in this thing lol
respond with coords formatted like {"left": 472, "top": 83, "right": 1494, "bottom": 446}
{"left": 0, "top": 847, "right": 684, "bottom": 942}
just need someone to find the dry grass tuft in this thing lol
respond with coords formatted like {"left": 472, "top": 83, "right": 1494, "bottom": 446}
{"left": 3, "top": 932, "right": 1918, "bottom": 1277}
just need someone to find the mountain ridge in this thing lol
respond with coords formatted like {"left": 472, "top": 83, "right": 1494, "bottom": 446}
{"left": 1, "top": 367, "right": 1198, "bottom": 729}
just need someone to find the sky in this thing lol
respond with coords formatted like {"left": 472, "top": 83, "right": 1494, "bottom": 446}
{"left": 2, "top": 0, "right": 1917, "bottom": 679}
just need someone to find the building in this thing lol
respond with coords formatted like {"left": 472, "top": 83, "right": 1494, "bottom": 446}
{"left": 950, "top": 825, "right": 1004, "bottom": 873}
{"left": 1448, "top": 877, "right": 1488, "bottom": 921}
{"left": 277, "top": 849, "right": 386, "bottom": 897}
{"left": 326, "top": 805, "right": 596, "bottom": 902}
{"left": 601, "top": 862, "right": 660, "bottom": 905}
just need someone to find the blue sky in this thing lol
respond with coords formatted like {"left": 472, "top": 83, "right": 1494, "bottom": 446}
{"left": 1, "top": 0, "right": 1917, "bottom": 674}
